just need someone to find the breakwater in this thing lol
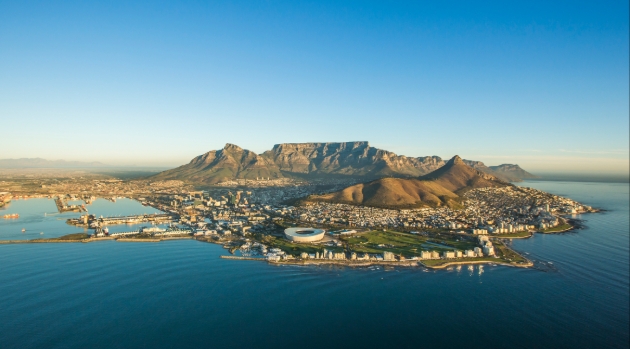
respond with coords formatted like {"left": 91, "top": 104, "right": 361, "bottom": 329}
{"left": 67, "top": 213, "right": 176, "bottom": 227}
{"left": 220, "top": 256, "right": 267, "bottom": 261}
{"left": 54, "top": 197, "right": 84, "bottom": 213}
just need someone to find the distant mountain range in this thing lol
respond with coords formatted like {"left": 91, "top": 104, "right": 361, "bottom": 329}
{"left": 151, "top": 142, "right": 536, "bottom": 184}
{"left": 0, "top": 158, "right": 105, "bottom": 168}
{"left": 304, "top": 155, "right": 508, "bottom": 208}
{"left": 463, "top": 160, "right": 538, "bottom": 182}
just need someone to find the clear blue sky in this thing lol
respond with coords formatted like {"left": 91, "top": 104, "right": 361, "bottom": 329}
{"left": 1, "top": 0, "right": 628, "bottom": 174}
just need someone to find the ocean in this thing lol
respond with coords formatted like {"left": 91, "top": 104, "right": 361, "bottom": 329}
{"left": 0, "top": 181, "right": 628, "bottom": 349}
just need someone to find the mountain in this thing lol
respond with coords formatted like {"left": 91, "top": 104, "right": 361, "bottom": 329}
{"left": 463, "top": 160, "right": 537, "bottom": 182}
{"left": 150, "top": 142, "right": 534, "bottom": 185}
{"left": 151, "top": 144, "right": 283, "bottom": 184}
{"left": 261, "top": 142, "right": 444, "bottom": 178}
{"left": 306, "top": 177, "right": 461, "bottom": 208}
{"left": 304, "top": 156, "right": 509, "bottom": 208}
{"left": 489, "top": 164, "right": 538, "bottom": 181}
{"left": 419, "top": 156, "right": 507, "bottom": 192}
{"left": 0, "top": 158, "right": 105, "bottom": 168}
{"left": 151, "top": 142, "right": 445, "bottom": 184}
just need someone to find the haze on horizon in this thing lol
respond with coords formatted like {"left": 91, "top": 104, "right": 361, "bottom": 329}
{"left": 1, "top": 1, "right": 628, "bottom": 175}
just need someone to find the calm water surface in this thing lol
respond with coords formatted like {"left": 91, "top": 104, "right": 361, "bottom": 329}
{"left": 0, "top": 198, "right": 165, "bottom": 240}
{"left": 0, "top": 181, "right": 628, "bottom": 349}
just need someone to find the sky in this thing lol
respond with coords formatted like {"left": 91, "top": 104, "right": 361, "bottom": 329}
{"left": 1, "top": 0, "right": 628, "bottom": 175}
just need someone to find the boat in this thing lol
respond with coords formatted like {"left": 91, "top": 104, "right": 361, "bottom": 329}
{"left": 21, "top": 228, "right": 25, "bottom": 232}
{"left": 3, "top": 213, "right": 19, "bottom": 219}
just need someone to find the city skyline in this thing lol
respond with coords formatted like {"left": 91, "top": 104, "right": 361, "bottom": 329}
{"left": 1, "top": 1, "right": 628, "bottom": 174}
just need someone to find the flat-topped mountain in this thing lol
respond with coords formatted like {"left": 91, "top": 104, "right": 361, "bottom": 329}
{"left": 262, "top": 141, "right": 444, "bottom": 178}
{"left": 152, "top": 142, "right": 445, "bottom": 184}
{"left": 150, "top": 142, "right": 535, "bottom": 185}
{"left": 304, "top": 155, "right": 509, "bottom": 208}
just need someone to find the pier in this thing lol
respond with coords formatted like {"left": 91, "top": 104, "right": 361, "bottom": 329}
{"left": 55, "top": 197, "right": 85, "bottom": 213}
{"left": 97, "top": 213, "right": 174, "bottom": 225}
{"left": 68, "top": 213, "right": 177, "bottom": 227}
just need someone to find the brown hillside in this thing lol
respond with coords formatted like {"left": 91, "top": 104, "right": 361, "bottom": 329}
{"left": 313, "top": 178, "right": 460, "bottom": 208}
{"left": 419, "top": 155, "right": 507, "bottom": 194}
{"left": 306, "top": 155, "right": 508, "bottom": 208}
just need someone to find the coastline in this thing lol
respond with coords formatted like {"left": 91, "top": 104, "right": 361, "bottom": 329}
{"left": 220, "top": 253, "right": 534, "bottom": 269}
{"left": 0, "top": 236, "right": 535, "bottom": 270}
{"left": 421, "top": 259, "right": 533, "bottom": 269}
{"left": 0, "top": 195, "right": 599, "bottom": 271}
{"left": 0, "top": 236, "right": 194, "bottom": 244}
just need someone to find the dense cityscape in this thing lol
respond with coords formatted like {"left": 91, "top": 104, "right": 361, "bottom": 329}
{"left": 0, "top": 174, "right": 595, "bottom": 268}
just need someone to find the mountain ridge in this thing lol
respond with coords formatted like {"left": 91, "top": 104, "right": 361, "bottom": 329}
{"left": 151, "top": 142, "right": 535, "bottom": 184}
{"left": 304, "top": 155, "right": 509, "bottom": 208}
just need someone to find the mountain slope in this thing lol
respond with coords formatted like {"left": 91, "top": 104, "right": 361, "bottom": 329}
{"left": 151, "top": 142, "right": 445, "bottom": 184}
{"left": 489, "top": 164, "right": 538, "bottom": 180}
{"left": 149, "top": 142, "right": 534, "bottom": 185}
{"left": 305, "top": 155, "right": 508, "bottom": 208}
{"left": 420, "top": 156, "right": 507, "bottom": 194}
{"left": 463, "top": 160, "right": 538, "bottom": 182}
{"left": 151, "top": 144, "right": 283, "bottom": 184}
{"left": 309, "top": 177, "right": 460, "bottom": 208}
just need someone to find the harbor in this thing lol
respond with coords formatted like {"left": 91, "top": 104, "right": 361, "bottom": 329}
{"left": 67, "top": 212, "right": 176, "bottom": 228}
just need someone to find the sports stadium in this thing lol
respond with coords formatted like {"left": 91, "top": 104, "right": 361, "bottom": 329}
{"left": 284, "top": 227, "right": 326, "bottom": 243}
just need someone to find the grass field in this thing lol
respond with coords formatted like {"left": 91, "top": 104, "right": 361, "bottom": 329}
{"left": 263, "top": 235, "right": 343, "bottom": 255}
{"left": 56, "top": 233, "right": 90, "bottom": 240}
{"left": 491, "top": 231, "right": 532, "bottom": 238}
{"left": 493, "top": 241, "right": 530, "bottom": 264}
{"left": 541, "top": 223, "right": 572, "bottom": 233}
{"left": 342, "top": 230, "right": 477, "bottom": 258}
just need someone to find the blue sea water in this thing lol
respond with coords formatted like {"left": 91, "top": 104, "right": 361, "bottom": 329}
{"left": 0, "top": 181, "right": 628, "bottom": 349}
{"left": 0, "top": 198, "right": 164, "bottom": 240}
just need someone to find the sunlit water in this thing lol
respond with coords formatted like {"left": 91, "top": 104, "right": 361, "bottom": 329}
{"left": 0, "top": 198, "right": 165, "bottom": 240}
{"left": 0, "top": 182, "right": 627, "bottom": 349}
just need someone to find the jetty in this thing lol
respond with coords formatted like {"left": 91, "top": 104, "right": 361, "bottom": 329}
{"left": 220, "top": 256, "right": 267, "bottom": 261}
{"left": 68, "top": 213, "right": 177, "bottom": 227}
{"left": 55, "top": 197, "right": 85, "bottom": 213}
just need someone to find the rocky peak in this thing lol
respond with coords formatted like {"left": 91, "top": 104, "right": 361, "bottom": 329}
{"left": 222, "top": 143, "right": 244, "bottom": 152}
{"left": 449, "top": 155, "right": 465, "bottom": 165}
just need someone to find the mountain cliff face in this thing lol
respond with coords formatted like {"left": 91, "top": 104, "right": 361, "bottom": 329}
{"left": 262, "top": 142, "right": 444, "bottom": 178}
{"left": 152, "top": 142, "right": 445, "bottom": 184}
{"left": 306, "top": 155, "right": 509, "bottom": 208}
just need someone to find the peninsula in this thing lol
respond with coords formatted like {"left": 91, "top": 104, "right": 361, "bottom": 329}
{"left": 0, "top": 142, "right": 595, "bottom": 270}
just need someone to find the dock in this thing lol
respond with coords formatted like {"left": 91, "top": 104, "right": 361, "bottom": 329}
{"left": 54, "top": 197, "right": 85, "bottom": 213}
